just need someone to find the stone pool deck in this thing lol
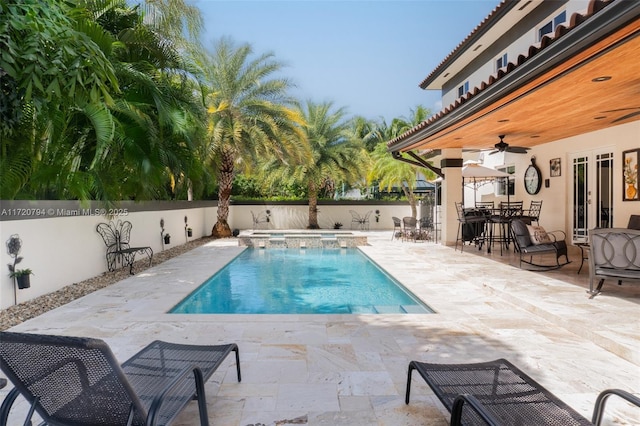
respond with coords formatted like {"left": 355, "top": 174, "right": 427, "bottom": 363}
{"left": 1, "top": 231, "right": 639, "bottom": 425}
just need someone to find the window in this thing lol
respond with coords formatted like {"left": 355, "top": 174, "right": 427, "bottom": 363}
{"left": 496, "top": 53, "right": 508, "bottom": 71}
{"left": 495, "top": 165, "right": 515, "bottom": 196}
{"left": 457, "top": 81, "right": 469, "bottom": 98}
{"left": 538, "top": 10, "right": 566, "bottom": 41}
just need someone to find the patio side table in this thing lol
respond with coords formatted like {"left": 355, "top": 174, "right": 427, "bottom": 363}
{"left": 576, "top": 242, "right": 590, "bottom": 274}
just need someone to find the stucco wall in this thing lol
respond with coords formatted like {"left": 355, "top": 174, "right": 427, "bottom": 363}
{"left": 0, "top": 202, "right": 417, "bottom": 309}
{"left": 464, "top": 121, "right": 640, "bottom": 237}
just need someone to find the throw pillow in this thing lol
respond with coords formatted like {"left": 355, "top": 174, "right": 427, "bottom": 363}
{"left": 527, "top": 225, "right": 552, "bottom": 245}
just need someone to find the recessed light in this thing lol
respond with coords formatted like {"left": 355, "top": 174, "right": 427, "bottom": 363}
{"left": 594, "top": 116, "right": 607, "bottom": 120}
{"left": 592, "top": 76, "right": 611, "bottom": 82}
{"left": 530, "top": 135, "right": 540, "bottom": 138}
{"left": 454, "top": 137, "right": 462, "bottom": 140}
{"left": 497, "top": 119, "right": 509, "bottom": 123}
{"left": 473, "top": 44, "right": 483, "bottom": 52}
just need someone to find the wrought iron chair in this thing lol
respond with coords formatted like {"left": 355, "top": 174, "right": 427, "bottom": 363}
{"left": 361, "top": 210, "right": 372, "bottom": 230}
{"left": 488, "top": 201, "right": 523, "bottom": 255}
{"left": 405, "top": 358, "right": 640, "bottom": 426}
{"left": 349, "top": 210, "right": 362, "bottom": 229}
{"left": 96, "top": 220, "right": 153, "bottom": 275}
{"left": 251, "top": 210, "right": 270, "bottom": 230}
{"left": 454, "top": 202, "right": 486, "bottom": 252}
{"left": 0, "top": 331, "right": 241, "bottom": 426}
{"left": 523, "top": 200, "right": 543, "bottom": 225}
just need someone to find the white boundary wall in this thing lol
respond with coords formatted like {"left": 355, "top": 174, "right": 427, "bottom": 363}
{"left": 0, "top": 202, "right": 414, "bottom": 309}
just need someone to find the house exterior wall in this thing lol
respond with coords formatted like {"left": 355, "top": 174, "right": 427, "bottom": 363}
{"left": 442, "top": 0, "right": 591, "bottom": 107}
{"left": 464, "top": 120, "right": 640, "bottom": 238}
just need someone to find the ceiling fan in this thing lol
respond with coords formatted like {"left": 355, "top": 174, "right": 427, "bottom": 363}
{"left": 488, "top": 135, "right": 530, "bottom": 155}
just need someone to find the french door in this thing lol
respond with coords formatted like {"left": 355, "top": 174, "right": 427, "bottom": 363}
{"left": 570, "top": 148, "right": 614, "bottom": 243}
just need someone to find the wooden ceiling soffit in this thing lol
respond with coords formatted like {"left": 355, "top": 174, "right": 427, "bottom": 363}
{"left": 391, "top": 1, "right": 640, "bottom": 153}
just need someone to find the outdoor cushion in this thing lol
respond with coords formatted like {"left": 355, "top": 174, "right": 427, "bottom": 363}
{"left": 527, "top": 224, "right": 552, "bottom": 245}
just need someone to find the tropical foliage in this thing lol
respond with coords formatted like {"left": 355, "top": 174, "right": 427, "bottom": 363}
{"left": 261, "top": 101, "right": 368, "bottom": 228}
{"left": 1, "top": 0, "right": 435, "bottom": 233}
{"left": 199, "top": 37, "right": 307, "bottom": 237}
{"left": 368, "top": 106, "right": 434, "bottom": 217}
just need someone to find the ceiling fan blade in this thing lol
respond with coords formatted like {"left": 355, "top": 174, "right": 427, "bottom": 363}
{"left": 507, "top": 146, "right": 530, "bottom": 154}
{"left": 488, "top": 150, "right": 500, "bottom": 155}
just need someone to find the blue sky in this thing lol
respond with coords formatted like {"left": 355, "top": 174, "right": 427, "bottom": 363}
{"left": 194, "top": 1, "right": 497, "bottom": 123}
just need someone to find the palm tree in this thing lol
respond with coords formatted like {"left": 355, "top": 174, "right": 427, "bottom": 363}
{"left": 199, "top": 37, "right": 306, "bottom": 237}
{"left": 368, "top": 105, "right": 434, "bottom": 218}
{"left": 263, "top": 101, "right": 368, "bottom": 228}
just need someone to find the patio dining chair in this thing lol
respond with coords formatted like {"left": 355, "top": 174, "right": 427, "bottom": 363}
{"left": 402, "top": 216, "right": 418, "bottom": 242}
{"left": 391, "top": 216, "right": 402, "bottom": 240}
{"left": 0, "top": 331, "right": 241, "bottom": 426}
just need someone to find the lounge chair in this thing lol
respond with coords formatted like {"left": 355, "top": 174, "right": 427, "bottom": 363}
{"left": 0, "top": 331, "right": 241, "bottom": 426}
{"left": 405, "top": 358, "right": 640, "bottom": 426}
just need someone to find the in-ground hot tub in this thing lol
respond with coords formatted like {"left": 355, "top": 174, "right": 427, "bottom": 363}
{"left": 238, "top": 230, "right": 367, "bottom": 248}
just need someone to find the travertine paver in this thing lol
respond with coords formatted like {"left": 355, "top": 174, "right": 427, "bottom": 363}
{"left": 1, "top": 233, "right": 638, "bottom": 425}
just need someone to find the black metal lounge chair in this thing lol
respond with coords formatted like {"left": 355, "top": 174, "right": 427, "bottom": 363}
{"left": 0, "top": 331, "right": 241, "bottom": 426}
{"left": 510, "top": 218, "right": 570, "bottom": 269}
{"left": 405, "top": 358, "right": 640, "bottom": 426}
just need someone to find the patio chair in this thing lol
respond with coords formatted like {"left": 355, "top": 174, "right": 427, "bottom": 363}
{"left": 251, "top": 210, "right": 270, "bottom": 230}
{"left": 96, "top": 220, "right": 153, "bottom": 275}
{"left": 361, "top": 210, "right": 373, "bottom": 230}
{"left": 391, "top": 216, "right": 402, "bottom": 240}
{"left": 628, "top": 214, "right": 640, "bottom": 230}
{"left": 0, "top": 331, "right": 241, "bottom": 426}
{"left": 454, "top": 202, "right": 486, "bottom": 252}
{"left": 523, "top": 200, "right": 543, "bottom": 225}
{"left": 402, "top": 216, "right": 418, "bottom": 242}
{"left": 588, "top": 228, "right": 640, "bottom": 298}
{"left": 510, "top": 218, "right": 570, "bottom": 269}
{"left": 405, "top": 358, "right": 640, "bottom": 426}
{"left": 349, "top": 210, "right": 362, "bottom": 229}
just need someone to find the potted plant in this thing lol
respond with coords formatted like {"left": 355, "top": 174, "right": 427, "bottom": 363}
{"left": 334, "top": 222, "right": 343, "bottom": 229}
{"left": 164, "top": 234, "right": 171, "bottom": 244}
{"left": 375, "top": 210, "right": 380, "bottom": 223}
{"left": 187, "top": 227, "right": 193, "bottom": 237}
{"left": 6, "top": 234, "right": 32, "bottom": 292}
{"left": 11, "top": 268, "right": 33, "bottom": 289}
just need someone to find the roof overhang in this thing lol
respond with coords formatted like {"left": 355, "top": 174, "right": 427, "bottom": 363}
{"left": 388, "top": 0, "right": 640, "bottom": 155}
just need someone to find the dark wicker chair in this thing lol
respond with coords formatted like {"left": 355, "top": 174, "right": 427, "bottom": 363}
{"left": 0, "top": 331, "right": 241, "bottom": 426}
{"left": 405, "top": 358, "right": 640, "bottom": 426}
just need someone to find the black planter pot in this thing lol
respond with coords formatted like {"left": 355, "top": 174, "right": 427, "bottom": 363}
{"left": 16, "top": 275, "right": 30, "bottom": 289}
{"left": 187, "top": 229, "right": 193, "bottom": 237}
{"left": 164, "top": 235, "right": 171, "bottom": 244}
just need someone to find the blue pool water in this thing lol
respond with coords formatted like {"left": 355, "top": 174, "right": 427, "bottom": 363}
{"left": 170, "top": 248, "right": 433, "bottom": 314}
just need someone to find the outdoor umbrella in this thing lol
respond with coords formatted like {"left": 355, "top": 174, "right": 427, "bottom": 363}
{"left": 461, "top": 162, "right": 510, "bottom": 205}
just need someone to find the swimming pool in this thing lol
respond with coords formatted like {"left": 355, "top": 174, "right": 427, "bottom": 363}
{"left": 170, "top": 248, "right": 433, "bottom": 314}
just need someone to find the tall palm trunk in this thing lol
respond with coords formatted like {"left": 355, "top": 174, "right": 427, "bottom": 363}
{"left": 212, "top": 147, "right": 234, "bottom": 237}
{"left": 402, "top": 183, "right": 418, "bottom": 218}
{"left": 307, "top": 182, "right": 319, "bottom": 229}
